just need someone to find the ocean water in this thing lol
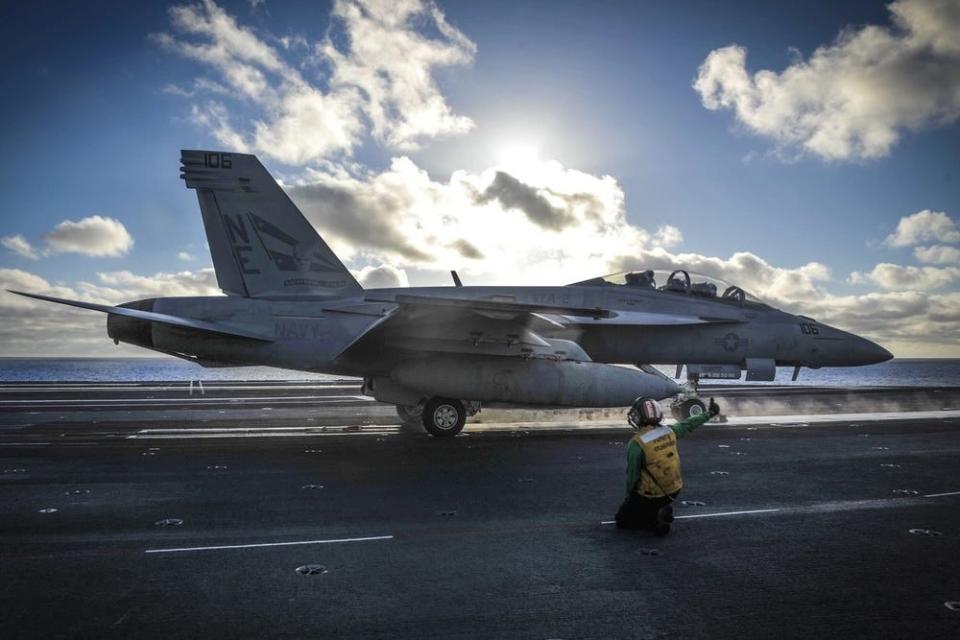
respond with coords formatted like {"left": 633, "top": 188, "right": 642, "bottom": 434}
{"left": 0, "top": 357, "right": 957, "bottom": 387}
{"left": 0, "top": 358, "right": 342, "bottom": 383}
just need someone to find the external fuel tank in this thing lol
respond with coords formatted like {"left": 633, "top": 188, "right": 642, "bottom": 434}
{"left": 390, "top": 355, "right": 680, "bottom": 407}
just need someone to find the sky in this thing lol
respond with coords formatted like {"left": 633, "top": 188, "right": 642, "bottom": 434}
{"left": 1, "top": 0, "right": 959, "bottom": 357}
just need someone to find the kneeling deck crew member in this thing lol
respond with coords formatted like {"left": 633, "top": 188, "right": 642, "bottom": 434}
{"left": 615, "top": 396, "right": 720, "bottom": 535}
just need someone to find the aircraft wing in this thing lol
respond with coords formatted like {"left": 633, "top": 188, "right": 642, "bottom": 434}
{"left": 336, "top": 293, "right": 741, "bottom": 362}
{"left": 7, "top": 291, "right": 274, "bottom": 342}
{"left": 370, "top": 293, "right": 616, "bottom": 320}
{"left": 365, "top": 293, "right": 742, "bottom": 326}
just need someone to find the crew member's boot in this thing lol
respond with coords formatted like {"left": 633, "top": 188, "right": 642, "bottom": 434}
{"left": 654, "top": 504, "right": 673, "bottom": 537}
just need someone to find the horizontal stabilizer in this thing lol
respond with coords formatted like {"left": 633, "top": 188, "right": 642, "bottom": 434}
{"left": 7, "top": 291, "right": 274, "bottom": 342}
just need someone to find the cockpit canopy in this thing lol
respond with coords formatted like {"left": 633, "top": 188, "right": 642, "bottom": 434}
{"left": 572, "top": 269, "right": 769, "bottom": 307}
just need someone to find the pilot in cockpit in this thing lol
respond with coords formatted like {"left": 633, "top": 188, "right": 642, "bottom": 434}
{"left": 624, "top": 270, "right": 656, "bottom": 288}
{"left": 665, "top": 272, "right": 688, "bottom": 292}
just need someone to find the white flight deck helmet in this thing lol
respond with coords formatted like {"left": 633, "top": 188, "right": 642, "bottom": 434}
{"left": 628, "top": 397, "right": 663, "bottom": 429}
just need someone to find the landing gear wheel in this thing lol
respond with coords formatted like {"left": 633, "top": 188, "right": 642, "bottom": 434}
{"left": 422, "top": 397, "right": 466, "bottom": 438}
{"left": 672, "top": 398, "right": 706, "bottom": 421}
{"left": 395, "top": 403, "right": 423, "bottom": 425}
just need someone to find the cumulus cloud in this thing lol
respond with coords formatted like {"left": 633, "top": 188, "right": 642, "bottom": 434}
{"left": 653, "top": 225, "right": 683, "bottom": 249}
{"left": 449, "top": 239, "right": 483, "bottom": 259}
{"left": 694, "top": 0, "right": 960, "bottom": 160}
{"left": 807, "top": 290, "right": 960, "bottom": 355}
{"left": 914, "top": 244, "right": 960, "bottom": 264}
{"left": 319, "top": 0, "right": 476, "bottom": 150}
{"left": 356, "top": 263, "right": 409, "bottom": 289}
{"left": 42, "top": 216, "right": 134, "bottom": 257}
{"left": 884, "top": 209, "right": 960, "bottom": 247}
{"left": 288, "top": 154, "right": 671, "bottom": 286}
{"left": 156, "top": 0, "right": 475, "bottom": 163}
{"left": 2, "top": 235, "right": 40, "bottom": 260}
{"left": 0, "top": 268, "right": 220, "bottom": 356}
{"left": 475, "top": 171, "right": 575, "bottom": 231}
{"left": 850, "top": 263, "right": 960, "bottom": 290}
{"left": 89, "top": 269, "right": 220, "bottom": 301}
{"left": 177, "top": 251, "right": 196, "bottom": 261}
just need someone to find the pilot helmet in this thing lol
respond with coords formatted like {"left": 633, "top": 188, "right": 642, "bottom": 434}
{"left": 628, "top": 397, "right": 663, "bottom": 429}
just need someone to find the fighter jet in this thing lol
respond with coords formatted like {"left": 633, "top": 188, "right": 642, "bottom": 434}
{"left": 10, "top": 150, "right": 893, "bottom": 436}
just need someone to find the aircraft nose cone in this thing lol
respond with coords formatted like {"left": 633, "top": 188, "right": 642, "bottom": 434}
{"left": 851, "top": 336, "right": 893, "bottom": 365}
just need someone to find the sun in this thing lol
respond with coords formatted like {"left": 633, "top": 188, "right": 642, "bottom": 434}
{"left": 495, "top": 143, "right": 541, "bottom": 171}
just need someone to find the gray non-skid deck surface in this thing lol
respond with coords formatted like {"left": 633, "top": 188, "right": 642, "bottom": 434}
{"left": 1, "top": 391, "right": 958, "bottom": 638}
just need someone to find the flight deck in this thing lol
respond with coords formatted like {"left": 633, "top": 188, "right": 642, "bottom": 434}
{"left": 1, "top": 382, "right": 959, "bottom": 639}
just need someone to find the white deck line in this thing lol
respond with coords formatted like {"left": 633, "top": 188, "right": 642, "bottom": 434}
{"left": 135, "top": 425, "right": 378, "bottom": 433}
{"left": 719, "top": 409, "right": 960, "bottom": 425}
{"left": 923, "top": 490, "right": 960, "bottom": 498}
{"left": 673, "top": 508, "right": 782, "bottom": 519}
{"left": 499, "top": 410, "right": 960, "bottom": 431}
{"left": 0, "top": 395, "right": 372, "bottom": 405}
{"left": 600, "top": 507, "right": 780, "bottom": 525}
{"left": 145, "top": 534, "right": 393, "bottom": 554}
{"left": 600, "top": 490, "right": 960, "bottom": 525}
{"left": 127, "top": 431, "right": 395, "bottom": 440}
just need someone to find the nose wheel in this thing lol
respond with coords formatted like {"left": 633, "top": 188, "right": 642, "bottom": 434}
{"left": 671, "top": 398, "right": 707, "bottom": 421}
{"left": 670, "top": 372, "right": 708, "bottom": 420}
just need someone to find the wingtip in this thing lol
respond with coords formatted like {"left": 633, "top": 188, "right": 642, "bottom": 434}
{"left": 7, "top": 289, "right": 44, "bottom": 301}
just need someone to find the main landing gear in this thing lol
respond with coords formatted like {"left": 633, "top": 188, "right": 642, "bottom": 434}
{"left": 396, "top": 399, "right": 480, "bottom": 437}
{"left": 422, "top": 397, "right": 466, "bottom": 437}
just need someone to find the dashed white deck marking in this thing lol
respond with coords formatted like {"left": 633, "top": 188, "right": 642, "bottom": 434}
{"left": 145, "top": 534, "right": 393, "bottom": 554}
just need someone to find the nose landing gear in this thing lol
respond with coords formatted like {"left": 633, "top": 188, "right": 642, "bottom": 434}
{"left": 670, "top": 372, "right": 708, "bottom": 421}
{"left": 672, "top": 397, "right": 707, "bottom": 421}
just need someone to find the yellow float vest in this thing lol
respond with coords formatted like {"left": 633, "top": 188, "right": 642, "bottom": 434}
{"left": 632, "top": 426, "right": 683, "bottom": 497}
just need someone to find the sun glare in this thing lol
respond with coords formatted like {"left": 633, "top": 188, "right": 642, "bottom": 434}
{"left": 496, "top": 143, "right": 541, "bottom": 170}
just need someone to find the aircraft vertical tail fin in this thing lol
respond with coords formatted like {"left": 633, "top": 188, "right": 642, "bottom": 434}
{"left": 180, "top": 150, "right": 362, "bottom": 298}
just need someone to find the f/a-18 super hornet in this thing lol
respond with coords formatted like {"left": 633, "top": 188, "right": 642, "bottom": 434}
{"left": 11, "top": 150, "right": 893, "bottom": 436}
